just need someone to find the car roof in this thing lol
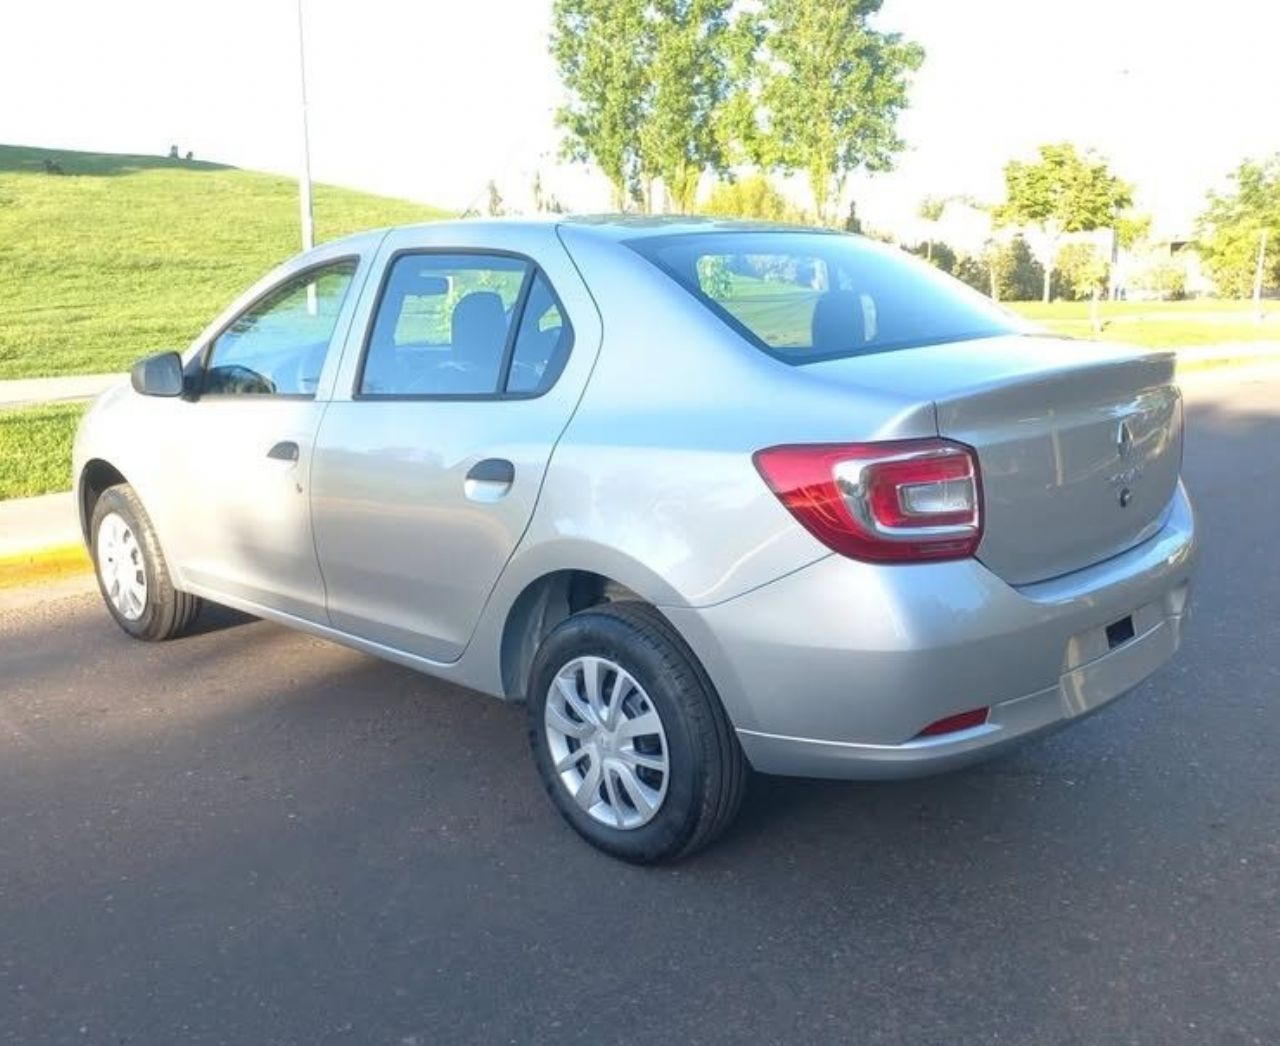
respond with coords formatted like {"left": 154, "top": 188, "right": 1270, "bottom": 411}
{"left": 335, "top": 214, "right": 840, "bottom": 248}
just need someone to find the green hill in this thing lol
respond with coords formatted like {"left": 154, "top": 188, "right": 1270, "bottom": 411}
{"left": 0, "top": 144, "right": 451, "bottom": 378}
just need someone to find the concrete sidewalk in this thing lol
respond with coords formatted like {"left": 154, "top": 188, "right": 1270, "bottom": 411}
{"left": 0, "top": 492, "right": 80, "bottom": 557}
{"left": 0, "top": 373, "right": 122, "bottom": 409}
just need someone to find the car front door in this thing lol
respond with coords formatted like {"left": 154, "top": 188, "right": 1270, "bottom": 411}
{"left": 164, "top": 252, "right": 366, "bottom": 621}
{"left": 310, "top": 227, "right": 596, "bottom": 661}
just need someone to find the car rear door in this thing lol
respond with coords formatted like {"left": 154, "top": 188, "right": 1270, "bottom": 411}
{"left": 309, "top": 225, "right": 598, "bottom": 661}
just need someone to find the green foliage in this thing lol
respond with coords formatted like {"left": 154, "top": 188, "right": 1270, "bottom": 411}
{"left": 953, "top": 254, "right": 993, "bottom": 297}
{"left": 999, "top": 143, "right": 1131, "bottom": 234}
{"left": 552, "top": 0, "right": 735, "bottom": 212}
{"left": 638, "top": 0, "right": 735, "bottom": 212}
{"left": 550, "top": 1, "right": 923, "bottom": 221}
{"left": 1115, "top": 211, "right": 1152, "bottom": 250}
{"left": 917, "top": 196, "right": 947, "bottom": 223}
{"left": 700, "top": 174, "right": 806, "bottom": 222}
{"left": 998, "top": 143, "right": 1131, "bottom": 300}
{"left": 906, "top": 240, "right": 957, "bottom": 274}
{"left": 989, "top": 237, "right": 1045, "bottom": 302}
{"left": 1053, "top": 243, "right": 1109, "bottom": 301}
{"left": 912, "top": 238, "right": 1041, "bottom": 302}
{"left": 754, "top": 0, "right": 923, "bottom": 224}
{"left": 0, "top": 402, "right": 87, "bottom": 499}
{"left": 1131, "top": 260, "right": 1187, "bottom": 301}
{"left": 1195, "top": 155, "right": 1280, "bottom": 297}
{"left": 695, "top": 255, "right": 734, "bottom": 298}
{"left": 551, "top": 0, "right": 650, "bottom": 208}
{"left": 0, "top": 144, "right": 448, "bottom": 379}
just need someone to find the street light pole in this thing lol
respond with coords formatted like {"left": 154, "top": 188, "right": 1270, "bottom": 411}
{"left": 296, "top": 0, "right": 315, "bottom": 254}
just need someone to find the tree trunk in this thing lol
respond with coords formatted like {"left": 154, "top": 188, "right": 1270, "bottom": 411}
{"left": 926, "top": 239, "right": 933, "bottom": 262}
{"left": 1042, "top": 261, "right": 1053, "bottom": 303}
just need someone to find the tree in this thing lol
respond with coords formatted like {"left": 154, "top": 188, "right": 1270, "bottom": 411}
{"left": 1196, "top": 155, "right": 1280, "bottom": 297}
{"left": 1115, "top": 211, "right": 1152, "bottom": 252}
{"left": 997, "top": 143, "right": 1131, "bottom": 302}
{"left": 917, "top": 196, "right": 947, "bottom": 261}
{"left": 754, "top": 0, "right": 923, "bottom": 224}
{"left": 637, "top": 0, "right": 735, "bottom": 213}
{"left": 551, "top": 0, "right": 650, "bottom": 209}
{"left": 700, "top": 173, "right": 806, "bottom": 222}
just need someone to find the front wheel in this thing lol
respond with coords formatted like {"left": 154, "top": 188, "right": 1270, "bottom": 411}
{"left": 526, "top": 602, "right": 748, "bottom": 863}
{"left": 90, "top": 483, "right": 201, "bottom": 641}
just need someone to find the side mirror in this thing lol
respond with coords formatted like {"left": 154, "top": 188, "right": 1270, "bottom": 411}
{"left": 130, "top": 351, "right": 185, "bottom": 397}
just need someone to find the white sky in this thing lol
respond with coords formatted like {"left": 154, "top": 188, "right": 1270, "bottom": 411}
{"left": 4, "top": 0, "right": 1278, "bottom": 237}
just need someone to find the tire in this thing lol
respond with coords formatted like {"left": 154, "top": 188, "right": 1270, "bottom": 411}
{"left": 526, "top": 601, "right": 748, "bottom": 863}
{"left": 90, "top": 483, "right": 202, "bottom": 641}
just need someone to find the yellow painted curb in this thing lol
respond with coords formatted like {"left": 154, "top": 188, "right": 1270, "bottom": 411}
{"left": 0, "top": 543, "right": 92, "bottom": 589}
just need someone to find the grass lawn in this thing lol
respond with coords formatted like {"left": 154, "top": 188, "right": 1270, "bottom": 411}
{"left": 0, "top": 144, "right": 451, "bottom": 379}
{"left": 0, "top": 401, "right": 87, "bottom": 499}
{"left": 1007, "top": 299, "right": 1280, "bottom": 348}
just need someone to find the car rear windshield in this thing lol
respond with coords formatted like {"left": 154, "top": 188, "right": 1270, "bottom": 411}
{"left": 627, "top": 231, "right": 1021, "bottom": 364}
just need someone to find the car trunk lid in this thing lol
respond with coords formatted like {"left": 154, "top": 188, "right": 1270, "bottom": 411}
{"left": 806, "top": 335, "right": 1183, "bottom": 585}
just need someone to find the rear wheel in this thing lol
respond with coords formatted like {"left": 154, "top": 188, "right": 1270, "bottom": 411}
{"left": 527, "top": 601, "right": 747, "bottom": 863}
{"left": 90, "top": 484, "right": 201, "bottom": 641}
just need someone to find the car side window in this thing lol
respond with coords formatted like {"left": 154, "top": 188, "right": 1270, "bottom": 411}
{"left": 505, "top": 272, "right": 573, "bottom": 395}
{"left": 204, "top": 260, "right": 358, "bottom": 397}
{"left": 360, "top": 254, "right": 529, "bottom": 397}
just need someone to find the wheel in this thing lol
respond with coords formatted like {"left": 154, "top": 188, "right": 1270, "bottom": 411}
{"left": 527, "top": 601, "right": 748, "bottom": 863}
{"left": 90, "top": 483, "right": 202, "bottom": 641}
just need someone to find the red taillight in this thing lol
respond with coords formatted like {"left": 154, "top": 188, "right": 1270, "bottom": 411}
{"left": 753, "top": 438, "right": 983, "bottom": 563}
{"left": 915, "top": 707, "right": 989, "bottom": 738}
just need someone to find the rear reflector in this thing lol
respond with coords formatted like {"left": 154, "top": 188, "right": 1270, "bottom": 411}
{"left": 915, "top": 707, "right": 989, "bottom": 738}
{"left": 753, "top": 439, "right": 983, "bottom": 563}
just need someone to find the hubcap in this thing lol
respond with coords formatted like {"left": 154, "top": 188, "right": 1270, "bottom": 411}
{"left": 97, "top": 512, "right": 147, "bottom": 621}
{"left": 543, "top": 656, "right": 670, "bottom": 830}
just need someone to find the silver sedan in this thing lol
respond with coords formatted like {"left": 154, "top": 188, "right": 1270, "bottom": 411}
{"left": 73, "top": 218, "right": 1196, "bottom": 862}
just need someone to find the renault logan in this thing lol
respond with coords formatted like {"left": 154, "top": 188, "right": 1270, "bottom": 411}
{"left": 74, "top": 218, "right": 1196, "bottom": 862}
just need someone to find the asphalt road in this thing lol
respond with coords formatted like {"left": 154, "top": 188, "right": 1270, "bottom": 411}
{"left": 3, "top": 372, "right": 1278, "bottom": 1046}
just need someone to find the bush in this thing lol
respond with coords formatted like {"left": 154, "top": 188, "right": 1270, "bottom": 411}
{"left": 700, "top": 174, "right": 809, "bottom": 224}
{"left": 990, "top": 236, "right": 1044, "bottom": 301}
{"left": 1053, "top": 243, "right": 1109, "bottom": 301}
{"left": 906, "top": 240, "right": 957, "bottom": 274}
{"left": 954, "top": 255, "right": 993, "bottom": 296}
{"left": 946, "top": 237, "right": 1044, "bottom": 302}
{"left": 1131, "top": 260, "right": 1187, "bottom": 300}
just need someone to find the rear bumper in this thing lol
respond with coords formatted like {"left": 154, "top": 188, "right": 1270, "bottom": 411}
{"left": 665, "top": 482, "right": 1196, "bottom": 780}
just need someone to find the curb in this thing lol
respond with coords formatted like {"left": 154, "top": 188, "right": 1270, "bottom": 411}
{"left": 1176, "top": 354, "right": 1280, "bottom": 375}
{"left": 0, "top": 543, "right": 91, "bottom": 589}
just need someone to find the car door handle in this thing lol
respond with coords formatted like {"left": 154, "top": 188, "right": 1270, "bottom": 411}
{"left": 267, "top": 440, "right": 300, "bottom": 462}
{"left": 464, "top": 458, "right": 514, "bottom": 501}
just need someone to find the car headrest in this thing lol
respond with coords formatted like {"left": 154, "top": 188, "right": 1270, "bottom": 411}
{"left": 451, "top": 292, "right": 507, "bottom": 358}
{"left": 810, "top": 289, "right": 866, "bottom": 355}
